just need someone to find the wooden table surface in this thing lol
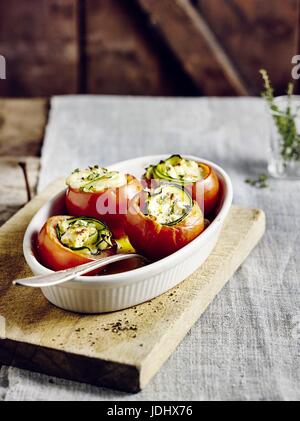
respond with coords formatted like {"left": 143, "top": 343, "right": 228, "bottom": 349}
{"left": 0, "top": 99, "right": 48, "bottom": 226}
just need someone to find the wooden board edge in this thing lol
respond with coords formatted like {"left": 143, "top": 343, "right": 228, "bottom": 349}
{"left": 139, "top": 208, "right": 266, "bottom": 389}
{"left": 0, "top": 338, "right": 141, "bottom": 393}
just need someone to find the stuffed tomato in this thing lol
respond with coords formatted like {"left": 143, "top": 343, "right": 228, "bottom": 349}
{"left": 143, "top": 155, "right": 219, "bottom": 215}
{"left": 37, "top": 215, "right": 116, "bottom": 273}
{"left": 125, "top": 184, "right": 204, "bottom": 261}
{"left": 65, "top": 166, "right": 142, "bottom": 238}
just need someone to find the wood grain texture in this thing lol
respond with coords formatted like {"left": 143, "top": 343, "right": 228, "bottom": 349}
{"left": 196, "top": 0, "right": 298, "bottom": 95}
{"left": 135, "top": 0, "right": 250, "bottom": 95}
{"left": 0, "top": 0, "right": 296, "bottom": 97}
{"left": 85, "top": 0, "right": 187, "bottom": 95}
{"left": 0, "top": 0, "right": 79, "bottom": 96}
{"left": 0, "top": 156, "right": 40, "bottom": 227}
{"left": 0, "top": 98, "right": 48, "bottom": 156}
{"left": 0, "top": 179, "right": 265, "bottom": 392}
{"left": 0, "top": 98, "right": 46, "bottom": 226}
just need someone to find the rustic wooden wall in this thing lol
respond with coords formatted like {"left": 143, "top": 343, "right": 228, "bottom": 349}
{"left": 195, "top": 0, "right": 299, "bottom": 94}
{"left": 84, "top": 0, "right": 193, "bottom": 95}
{"left": 0, "top": 0, "right": 79, "bottom": 96}
{"left": 0, "top": 0, "right": 298, "bottom": 97}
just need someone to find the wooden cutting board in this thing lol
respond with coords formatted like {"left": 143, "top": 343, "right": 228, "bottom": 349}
{"left": 0, "top": 178, "right": 265, "bottom": 393}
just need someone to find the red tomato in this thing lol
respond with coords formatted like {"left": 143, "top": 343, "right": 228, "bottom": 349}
{"left": 125, "top": 192, "right": 204, "bottom": 261}
{"left": 37, "top": 216, "right": 116, "bottom": 273}
{"left": 65, "top": 174, "right": 142, "bottom": 238}
{"left": 144, "top": 162, "right": 220, "bottom": 215}
{"left": 189, "top": 163, "right": 220, "bottom": 215}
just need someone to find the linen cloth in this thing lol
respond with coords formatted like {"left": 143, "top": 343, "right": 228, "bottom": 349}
{"left": 1, "top": 96, "right": 299, "bottom": 401}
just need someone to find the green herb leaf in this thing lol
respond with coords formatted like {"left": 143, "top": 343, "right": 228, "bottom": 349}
{"left": 245, "top": 173, "right": 269, "bottom": 189}
{"left": 260, "top": 69, "right": 300, "bottom": 161}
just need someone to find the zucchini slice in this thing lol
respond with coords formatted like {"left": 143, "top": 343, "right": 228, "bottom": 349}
{"left": 144, "top": 184, "right": 193, "bottom": 226}
{"left": 145, "top": 154, "right": 206, "bottom": 185}
{"left": 56, "top": 216, "right": 114, "bottom": 256}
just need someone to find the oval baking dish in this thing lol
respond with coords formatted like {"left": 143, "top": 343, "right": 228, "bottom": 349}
{"left": 23, "top": 155, "right": 233, "bottom": 313}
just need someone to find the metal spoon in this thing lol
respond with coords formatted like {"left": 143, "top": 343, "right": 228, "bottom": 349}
{"left": 13, "top": 253, "right": 146, "bottom": 288}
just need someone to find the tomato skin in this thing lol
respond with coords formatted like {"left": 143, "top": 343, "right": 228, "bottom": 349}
{"left": 37, "top": 216, "right": 116, "bottom": 273}
{"left": 144, "top": 163, "right": 219, "bottom": 216}
{"left": 65, "top": 174, "right": 142, "bottom": 238}
{"left": 125, "top": 193, "right": 204, "bottom": 261}
{"left": 189, "top": 164, "right": 220, "bottom": 215}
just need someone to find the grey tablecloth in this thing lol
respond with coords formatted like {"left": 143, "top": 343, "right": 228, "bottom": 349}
{"left": 1, "top": 96, "right": 299, "bottom": 401}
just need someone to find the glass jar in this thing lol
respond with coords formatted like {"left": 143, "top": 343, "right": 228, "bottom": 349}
{"left": 268, "top": 95, "right": 300, "bottom": 179}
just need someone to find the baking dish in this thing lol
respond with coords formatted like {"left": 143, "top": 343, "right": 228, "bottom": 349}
{"left": 23, "top": 155, "right": 233, "bottom": 313}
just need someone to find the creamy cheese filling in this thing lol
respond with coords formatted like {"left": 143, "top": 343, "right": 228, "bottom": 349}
{"left": 145, "top": 155, "right": 205, "bottom": 184}
{"left": 164, "top": 158, "right": 201, "bottom": 182}
{"left": 66, "top": 166, "right": 127, "bottom": 192}
{"left": 146, "top": 185, "right": 192, "bottom": 225}
{"left": 57, "top": 218, "right": 113, "bottom": 255}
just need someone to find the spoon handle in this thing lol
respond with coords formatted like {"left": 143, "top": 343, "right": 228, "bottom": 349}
{"left": 13, "top": 253, "right": 142, "bottom": 288}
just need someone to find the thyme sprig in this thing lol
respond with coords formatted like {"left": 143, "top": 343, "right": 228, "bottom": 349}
{"left": 245, "top": 173, "right": 269, "bottom": 189}
{"left": 260, "top": 69, "right": 300, "bottom": 161}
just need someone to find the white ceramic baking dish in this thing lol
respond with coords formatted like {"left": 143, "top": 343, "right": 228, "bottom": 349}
{"left": 23, "top": 155, "right": 233, "bottom": 313}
